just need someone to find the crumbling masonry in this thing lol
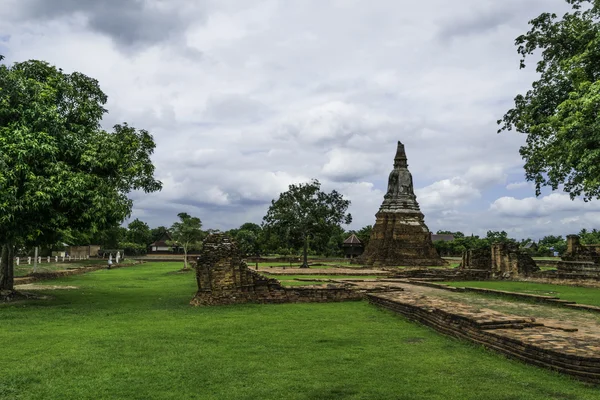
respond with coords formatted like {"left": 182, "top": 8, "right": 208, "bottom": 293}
{"left": 190, "top": 234, "right": 365, "bottom": 306}
{"left": 359, "top": 141, "right": 444, "bottom": 267}
{"left": 461, "top": 242, "right": 539, "bottom": 278}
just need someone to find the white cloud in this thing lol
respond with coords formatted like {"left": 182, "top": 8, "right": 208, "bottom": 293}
{"left": 506, "top": 181, "right": 532, "bottom": 190}
{"left": 489, "top": 193, "right": 600, "bottom": 218}
{"left": 2, "top": 0, "right": 595, "bottom": 238}
{"left": 416, "top": 178, "right": 481, "bottom": 212}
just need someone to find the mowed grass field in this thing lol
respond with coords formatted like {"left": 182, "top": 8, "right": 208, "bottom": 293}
{"left": 444, "top": 281, "right": 600, "bottom": 307}
{"left": 14, "top": 260, "right": 108, "bottom": 277}
{"left": 1, "top": 263, "right": 598, "bottom": 400}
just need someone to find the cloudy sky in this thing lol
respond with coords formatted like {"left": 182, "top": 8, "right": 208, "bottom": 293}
{"left": 2, "top": 0, "right": 598, "bottom": 240}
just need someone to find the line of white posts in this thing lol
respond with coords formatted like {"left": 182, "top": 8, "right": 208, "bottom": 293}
{"left": 13, "top": 246, "right": 90, "bottom": 270}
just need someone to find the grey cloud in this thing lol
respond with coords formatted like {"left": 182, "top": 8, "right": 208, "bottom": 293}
{"left": 203, "top": 94, "right": 272, "bottom": 123}
{"left": 437, "top": 9, "right": 515, "bottom": 40}
{"left": 21, "top": 0, "right": 205, "bottom": 47}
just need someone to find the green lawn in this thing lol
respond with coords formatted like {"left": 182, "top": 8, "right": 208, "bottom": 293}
{"left": 1, "top": 263, "right": 597, "bottom": 399}
{"left": 276, "top": 275, "right": 382, "bottom": 286}
{"left": 14, "top": 259, "right": 109, "bottom": 277}
{"left": 444, "top": 281, "right": 600, "bottom": 307}
{"left": 256, "top": 262, "right": 353, "bottom": 269}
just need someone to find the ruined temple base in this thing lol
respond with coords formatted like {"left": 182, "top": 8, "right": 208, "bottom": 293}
{"left": 461, "top": 243, "right": 539, "bottom": 279}
{"left": 192, "top": 233, "right": 368, "bottom": 306}
{"left": 190, "top": 284, "right": 365, "bottom": 306}
{"left": 368, "top": 291, "right": 600, "bottom": 383}
{"left": 359, "top": 212, "right": 445, "bottom": 267}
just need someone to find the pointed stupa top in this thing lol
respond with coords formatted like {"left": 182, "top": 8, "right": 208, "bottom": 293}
{"left": 394, "top": 141, "right": 408, "bottom": 168}
{"left": 380, "top": 140, "right": 421, "bottom": 213}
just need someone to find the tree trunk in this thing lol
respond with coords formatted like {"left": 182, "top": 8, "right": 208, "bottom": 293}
{"left": 183, "top": 246, "right": 188, "bottom": 270}
{"left": 0, "top": 242, "right": 15, "bottom": 291}
{"left": 300, "top": 235, "right": 309, "bottom": 268}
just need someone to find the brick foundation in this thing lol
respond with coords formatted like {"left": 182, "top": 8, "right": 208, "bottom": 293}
{"left": 369, "top": 293, "right": 600, "bottom": 383}
{"left": 190, "top": 234, "right": 366, "bottom": 306}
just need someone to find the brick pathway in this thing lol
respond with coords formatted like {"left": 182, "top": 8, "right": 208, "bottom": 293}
{"left": 368, "top": 290, "right": 600, "bottom": 382}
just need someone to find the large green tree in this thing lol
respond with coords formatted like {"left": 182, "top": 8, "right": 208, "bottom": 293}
{"left": 170, "top": 213, "right": 203, "bottom": 270}
{"left": 499, "top": 0, "right": 600, "bottom": 200}
{"left": 579, "top": 228, "right": 600, "bottom": 244}
{"left": 263, "top": 179, "right": 352, "bottom": 268}
{"left": 126, "top": 218, "right": 152, "bottom": 246}
{"left": 231, "top": 223, "right": 263, "bottom": 257}
{"left": 0, "top": 60, "right": 161, "bottom": 292}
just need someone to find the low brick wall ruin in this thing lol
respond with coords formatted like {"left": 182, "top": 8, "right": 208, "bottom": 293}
{"left": 552, "top": 235, "right": 600, "bottom": 280}
{"left": 190, "top": 234, "right": 364, "bottom": 306}
{"left": 388, "top": 267, "right": 489, "bottom": 281}
{"left": 461, "top": 243, "right": 538, "bottom": 278}
{"left": 369, "top": 293, "right": 600, "bottom": 383}
{"left": 460, "top": 248, "right": 491, "bottom": 270}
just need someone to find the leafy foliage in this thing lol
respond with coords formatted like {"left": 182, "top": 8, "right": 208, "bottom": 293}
{"left": 579, "top": 228, "right": 600, "bottom": 244}
{"left": 432, "top": 231, "right": 518, "bottom": 257}
{"left": 263, "top": 179, "right": 351, "bottom": 267}
{"left": 169, "top": 212, "right": 203, "bottom": 269}
{"left": 0, "top": 60, "right": 161, "bottom": 289}
{"left": 126, "top": 218, "right": 152, "bottom": 246}
{"left": 499, "top": 0, "right": 600, "bottom": 200}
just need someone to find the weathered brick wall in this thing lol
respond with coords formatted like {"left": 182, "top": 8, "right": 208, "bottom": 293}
{"left": 461, "top": 248, "right": 491, "bottom": 270}
{"left": 360, "top": 212, "right": 445, "bottom": 267}
{"left": 191, "top": 234, "right": 364, "bottom": 306}
{"left": 461, "top": 244, "right": 538, "bottom": 278}
{"left": 563, "top": 235, "right": 600, "bottom": 263}
{"left": 491, "top": 243, "right": 539, "bottom": 278}
{"left": 67, "top": 245, "right": 101, "bottom": 258}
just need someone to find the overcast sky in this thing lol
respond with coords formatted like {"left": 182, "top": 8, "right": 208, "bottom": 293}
{"left": 2, "top": 0, "right": 598, "bottom": 240}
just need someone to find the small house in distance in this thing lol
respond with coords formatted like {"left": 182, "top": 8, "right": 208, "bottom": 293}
{"left": 342, "top": 234, "right": 364, "bottom": 259}
{"left": 521, "top": 242, "right": 538, "bottom": 253}
{"left": 148, "top": 231, "right": 176, "bottom": 253}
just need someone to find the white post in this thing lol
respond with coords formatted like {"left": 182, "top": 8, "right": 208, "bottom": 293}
{"left": 38, "top": 256, "right": 41, "bottom": 264}
{"left": 28, "top": 257, "right": 31, "bottom": 265}
{"left": 62, "top": 255, "right": 65, "bottom": 262}
{"left": 33, "top": 246, "right": 38, "bottom": 272}
{"left": 68, "top": 255, "right": 71, "bottom": 261}
{"left": 116, "top": 251, "right": 120, "bottom": 264}
{"left": 55, "top": 256, "right": 58, "bottom": 262}
{"left": 47, "top": 256, "right": 50, "bottom": 263}
{"left": 16, "top": 257, "right": 19, "bottom": 266}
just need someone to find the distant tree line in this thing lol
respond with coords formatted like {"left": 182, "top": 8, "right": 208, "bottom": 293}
{"left": 433, "top": 229, "right": 600, "bottom": 257}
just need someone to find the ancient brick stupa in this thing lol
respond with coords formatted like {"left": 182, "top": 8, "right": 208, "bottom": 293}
{"left": 359, "top": 141, "right": 445, "bottom": 267}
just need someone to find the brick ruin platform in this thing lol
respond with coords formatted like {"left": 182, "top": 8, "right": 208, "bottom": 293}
{"left": 461, "top": 243, "right": 539, "bottom": 278}
{"left": 549, "top": 235, "right": 600, "bottom": 280}
{"left": 387, "top": 267, "right": 489, "bottom": 281}
{"left": 190, "top": 234, "right": 370, "bottom": 306}
{"left": 368, "top": 292, "right": 600, "bottom": 383}
{"left": 358, "top": 141, "right": 444, "bottom": 267}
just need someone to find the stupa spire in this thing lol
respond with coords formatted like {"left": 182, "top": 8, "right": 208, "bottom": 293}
{"left": 356, "top": 140, "right": 444, "bottom": 267}
{"left": 393, "top": 141, "right": 408, "bottom": 168}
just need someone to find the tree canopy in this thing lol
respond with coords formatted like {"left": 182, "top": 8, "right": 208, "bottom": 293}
{"left": 498, "top": 0, "right": 600, "bottom": 200}
{"left": 263, "top": 179, "right": 351, "bottom": 268}
{"left": 0, "top": 60, "right": 162, "bottom": 291}
{"left": 170, "top": 212, "right": 203, "bottom": 269}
